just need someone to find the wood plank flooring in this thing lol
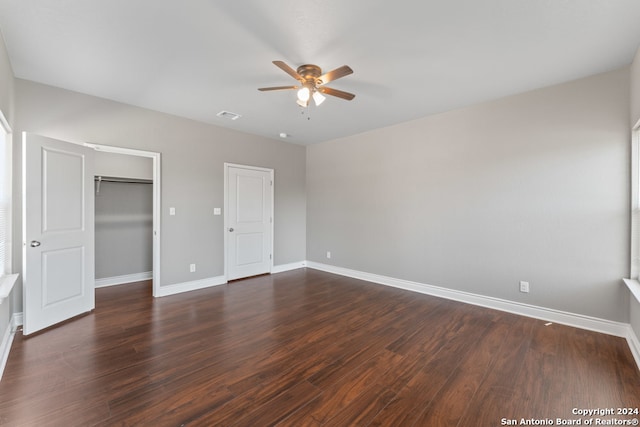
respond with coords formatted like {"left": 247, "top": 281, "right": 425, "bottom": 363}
{"left": 0, "top": 268, "right": 639, "bottom": 426}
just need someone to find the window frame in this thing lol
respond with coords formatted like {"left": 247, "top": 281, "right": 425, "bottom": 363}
{"left": 0, "top": 110, "right": 11, "bottom": 278}
{"left": 0, "top": 109, "right": 17, "bottom": 305}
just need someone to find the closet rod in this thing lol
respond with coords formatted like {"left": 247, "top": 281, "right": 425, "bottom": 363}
{"left": 94, "top": 176, "right": 153, "bottom": 184}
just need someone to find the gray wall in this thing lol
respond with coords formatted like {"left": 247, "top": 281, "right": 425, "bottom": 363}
{"left": 307, "top": 68, "right": 630, "bottom": 323}
{"left": 95, "top": 181, "right": 153, "bottom": 279}
{"left": 0, "top": 34, "right": 12, "bottom": 123}
{"left": 12, "top": 79, "right": 307, "bottom": 312}
{"left": 631, "top": 46, "right": 640, "bottom": 127}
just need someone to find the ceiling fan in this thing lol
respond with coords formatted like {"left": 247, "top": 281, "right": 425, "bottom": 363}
{"left": 258, "top": 60, "right": 355, "bottom": 107}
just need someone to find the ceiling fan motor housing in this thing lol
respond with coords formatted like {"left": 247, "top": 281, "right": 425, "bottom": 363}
{"left": 297, "top": 64, "right": 322, "bottom": 83}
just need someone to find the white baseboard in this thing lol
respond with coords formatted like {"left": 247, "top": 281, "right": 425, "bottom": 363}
{"left": 306, "top": 261, "right": 630, "bottom": 338}
{"left": 95, "top": 271, "right": 153, "bottom": 288}
{"left": 156, "top": 275, "right": 227, "bottom": 297}
{"left": 156, "top": 264, "right": 308, "bottom": 297}
{"left": 11, "top": 312, "right": 22, "bottom": 330}
{"left": 272, "top": 261, "right": 307, "bottom": 274}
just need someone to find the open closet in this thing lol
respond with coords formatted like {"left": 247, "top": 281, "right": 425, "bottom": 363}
{"left": 94, "top": 151, "right": 154, "bottom": 288}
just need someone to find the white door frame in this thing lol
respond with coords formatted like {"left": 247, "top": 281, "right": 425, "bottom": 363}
{"left": 224, "top": 163, "right": 274, "bottom": 281}
{"left": 84, "top": 143, "right": 162, "bottom": 297}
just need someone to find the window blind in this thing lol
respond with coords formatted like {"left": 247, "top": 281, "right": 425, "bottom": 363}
{"left": 0, "top": 123, "right": 8, "bottom": 276}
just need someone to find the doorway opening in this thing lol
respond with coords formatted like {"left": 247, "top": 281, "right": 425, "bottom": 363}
{"left": 86, "top": 143, "right": 161, "bottom": 297}
{"left": 224, "top": 163, "right": 274, "bottom": 281}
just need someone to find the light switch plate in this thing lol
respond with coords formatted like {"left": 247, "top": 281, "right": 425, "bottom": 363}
{"left": 169, "top": 207, "right": 176, "bottom": 216}
{"left": 214, "top": 208, "right": 221, "bottom": 215}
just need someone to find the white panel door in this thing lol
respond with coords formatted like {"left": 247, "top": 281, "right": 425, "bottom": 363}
{"left": 226, "top": 165, "right": 273, "bottom": 281}
{"left": 23, "top": 133, "right": 95, "bottom": 335}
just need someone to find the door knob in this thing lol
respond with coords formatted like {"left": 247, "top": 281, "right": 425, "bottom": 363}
{"left": 30, "top": 240, "right": 41, "bottom": 247}
{"left": 228, "top": 228, "right": 234, "bottom": 232}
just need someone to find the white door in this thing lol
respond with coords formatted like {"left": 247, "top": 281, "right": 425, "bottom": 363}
{"left": 226, "top": 164, "right": 273, "bottom": 281}
{"left": 23, "top": 133, "right": 95, "bottom": 335}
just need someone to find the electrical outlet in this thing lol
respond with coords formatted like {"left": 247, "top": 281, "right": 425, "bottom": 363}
{"left": 519, "top": 281, "right": 529, "bottom": 293}
{"left": 190, "top": 263, "right": 196, "bottom": 273}
{"left": 326, "top": 251, "right": 331, "bottom": 259}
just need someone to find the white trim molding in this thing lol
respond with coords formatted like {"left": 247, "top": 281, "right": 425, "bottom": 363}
{"left": 156, "top": 275, "right": 227, "bottom": 298}
{"left": 95, "top": 272, "right": 153, "bottom": 288}
{"left": 85, "top": 143, "right": 162, "bottom": 298}
{"left": 306, "top": 262, "right": 630, "bottom": 338}
{"left": 272, "top": 261, "right": 307, "bottom": 274}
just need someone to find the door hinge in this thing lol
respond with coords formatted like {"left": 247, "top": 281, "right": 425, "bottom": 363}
{"left": 270, "top": 180, "right": 273, "bottom": 186}
{"left": 270, "top": 254, "right": 272, "bottom": 260}
{"left": 270, "top": 217, "right": 273, "bottom": 223}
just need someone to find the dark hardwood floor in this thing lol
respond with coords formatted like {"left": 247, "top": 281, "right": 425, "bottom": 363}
{"left": 0, "top": 268, "right": 639, "bottom": 426}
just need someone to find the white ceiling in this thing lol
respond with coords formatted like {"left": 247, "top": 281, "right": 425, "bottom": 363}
{"left": 1, "top": 1, "right": 640, "bottom": 145}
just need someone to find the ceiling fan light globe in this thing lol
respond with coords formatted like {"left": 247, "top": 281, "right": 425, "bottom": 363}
{"left": 296, "top": 98, "right": 309, "bottom": 108}
{"left": 312, "top": 91, "right": 326, "bottom": 106}
{"left": 297, "top": 87, "right": 310, "bottom": 102}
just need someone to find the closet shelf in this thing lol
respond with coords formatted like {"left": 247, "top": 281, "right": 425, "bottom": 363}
{"left": 95, "top": 214, "right": 153, "bottom": 224}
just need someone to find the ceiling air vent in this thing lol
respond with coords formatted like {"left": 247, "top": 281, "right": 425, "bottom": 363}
{"left": 216, "top": 110, "right": 241, "bottom": 120}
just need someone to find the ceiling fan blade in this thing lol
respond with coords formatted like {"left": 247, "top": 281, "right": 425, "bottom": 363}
{"left": 258, "top": 85, "right": 298, "bottom": 91}
{"left": 318, "top": 65, "right": 353, "bottom": 85}
{"left": 273, "top": 60, "right": 303, "bottom": 81}
{"left": 319, "top": 86, "right": 356, "bottom": 101}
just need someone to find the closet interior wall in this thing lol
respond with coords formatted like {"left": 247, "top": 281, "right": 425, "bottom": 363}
{"left": 94, "top": 151, "right": 153, "bottom": 285}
